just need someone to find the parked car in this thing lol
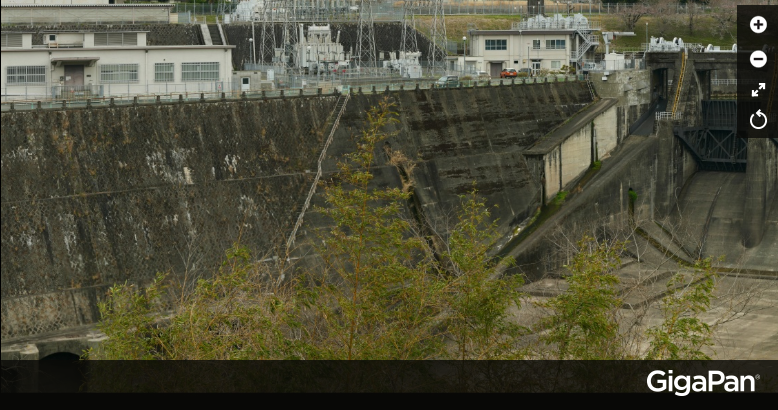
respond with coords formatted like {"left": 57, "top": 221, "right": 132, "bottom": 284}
{"left": 500, "top": 68, "right": 518, "bottom": 78}
{"left": 517, "top": 68, "right": 532, "bottom": 77}
{"left": 435, "top": 75, "right": 459, "bottom": 88}
{"left": 475, "top": 70, "right": 490, "bottom": 79}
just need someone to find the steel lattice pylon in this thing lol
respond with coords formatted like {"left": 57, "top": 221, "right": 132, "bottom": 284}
{"left": 281, "top": 0, "right": 299, "bottom": 70}
{"left": 356, "top": 0, "right": 377, "bottom": 69}
{"left": 426, "top": 0, "right": 447, "bottom": 74}
{"left": 259, "top": 1, "right": 278, "bottom": 65}
{"left": 401, "top": 0, "right": 419, "bottom": 58}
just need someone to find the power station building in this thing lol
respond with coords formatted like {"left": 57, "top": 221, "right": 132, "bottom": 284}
{"left": 454, "top": 13, "right": 600, "bottom": 77}
{"left": 1, "top": 29, "right": 234, "bottom": 101}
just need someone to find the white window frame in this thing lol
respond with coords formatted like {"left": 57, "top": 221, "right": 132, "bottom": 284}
{"left": 6, "top": 66, "right": 46, "bottom": 84}
{"left": 485, "top": 39, "right": 507, "bottom": 51}
{"left": 551, "top": 61, "right": 561, "bottom": 69}
{"left": 2, "top": 33, "right": 23, "bottom": 48}
{"left": 94, "top": 32, "right": 138, "bottom": 47}
{"left": 545, "top": 39, "right": 566, "bottom": 50}
{"left": 154, "top": 62, "right": 175, "bottom": 82}
{"left": 100, "top": 63, "right": 139, "bottom": 83}
{"left": 181, "top": 62, "right": 220, "bottom": 82}
{"left": 532, "top": 40, "right": 541, "bottom": 50}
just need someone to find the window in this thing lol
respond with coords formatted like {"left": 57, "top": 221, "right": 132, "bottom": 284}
{"left": 181, "top": 62, "right": 219, "bottom": 82}
{"left": 2, "top": 33, "right": 23, "bottom": 48}
{"left": 6, "top": 66, "right": 45, "bottom": 84}
{"left": 48, "top": 34, "right": 57, "bottom": 42}
{"left": 154, "top": 63, "right": 174, "bottom": 82}
{"left": 532, "top": 40, "right": 541, "bottom": 50}
{"left": 100, "top": 64, "right": 139, "bottom": 83}
{"left": 94, "top": 33, "right": 138, "bottom": 46}
{"left": 485, "top": 39, "right": 507, "bottom": 51}
{"left": 551, "top": 61, "right": 561, "bottom": 69}
{"left": 545, "top": 40, "right": 566, "bottom": 50}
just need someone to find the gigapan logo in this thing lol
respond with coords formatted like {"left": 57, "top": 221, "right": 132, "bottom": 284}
{"left": 647, "top": 370, "right": 759, "bottom": 396}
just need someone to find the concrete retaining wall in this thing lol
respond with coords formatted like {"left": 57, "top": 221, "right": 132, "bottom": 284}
{"left": 1, "top": 81, "right": 592, "bottom": 342}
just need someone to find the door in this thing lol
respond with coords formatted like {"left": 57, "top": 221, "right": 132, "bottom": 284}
{"left": 531, "top": 61, "right": 541, "bottom": 77}
{"left": 64, "top": 65, "right": 85, "bottom": 98}
{"left": 489, "top": 62, "right": 502, "bottom": 78}
{"left": 64, "top": 65, "right": 84, "bottom": 87}
{"left": 241, "top": 77, "right": 250, "bottom": 92}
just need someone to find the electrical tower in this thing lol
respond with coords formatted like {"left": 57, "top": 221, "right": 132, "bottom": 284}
{"left": 259, "top": 1, "right": 278, "bottom": 65}
{"left": 401, "top": 0, "right": 419, "bottom": 57}
{"left": 281, "top": 0, "right": 299, "bottom": 70}
{"left": 426, "top": 0, "right": 447, "bottom": 74}
{"left": 356, "top": 0, "right": 377, "bottom": 70}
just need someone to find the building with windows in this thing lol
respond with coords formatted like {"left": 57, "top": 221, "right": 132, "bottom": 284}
{"left": 452, "top": 13, "right": 599, "bottom": 77}
{"left": 1, "top": 29, "right": 234, "bottom": 101}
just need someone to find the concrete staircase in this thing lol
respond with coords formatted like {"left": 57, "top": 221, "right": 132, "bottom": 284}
{"left": 208, "top": 24, "right": 224, "bottom": 45}
{"left": 286, "top": 93, "right": 350, "bottom": 252}
{"left": 200, "top": 24, "right": 226, "bottom": 46}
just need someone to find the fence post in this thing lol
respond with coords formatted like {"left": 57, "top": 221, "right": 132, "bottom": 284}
{"left": 133, "top": 96, "right": 138, "bottom": 106}
{"left": 200, "top": 93, "right": 205, "bottom": 102}
{"left": 222, "top": 92, "right": 227, "bottom": 101}
{"left": 62, "top": 100, "right": 67, "bottom": 109}
{"left": 280, "top": 90, "right": 285, "bottom": 98}
{"left": 415, "top": 83, "right": 420, "bottom": 91}
{"left": 156, "top": 95, "right": 161, "bottom": 104}
{"left": 242, "top": 91, "right": 247, "bottom": 99}
{"left": 262, "top": 90, "right": 266, "bottom": 99}
{"left": 9, "top": 102, "right": 14, "bottom": 111}
{"left": 86, "top": 99, "right": 92, "bottom": 108}
{"left": 317, "top": 88, "right": 322, "bottom": 95}
{"left": 36, "top": 101, "right": 41, "bottom": 110}
{"left": 299, "top": 89, "right": 303, "bottom": 97}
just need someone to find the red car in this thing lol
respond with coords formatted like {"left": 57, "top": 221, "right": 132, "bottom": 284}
{"left": 500, "top": 68, "right": 518, "bottom": 78}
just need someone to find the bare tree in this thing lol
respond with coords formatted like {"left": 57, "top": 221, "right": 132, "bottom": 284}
{"left": 708, "top": 0, "right": 738, "bottom": 41}
{"left": 616, "top": 1, "right": 652, "bottom": 31}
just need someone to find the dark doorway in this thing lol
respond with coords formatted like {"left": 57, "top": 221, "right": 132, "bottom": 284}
{"left": 64, "top": 65, "right": 84, "bottom": 87}
{"left": 39, "top": 352, "right": 84, "bottom": 393}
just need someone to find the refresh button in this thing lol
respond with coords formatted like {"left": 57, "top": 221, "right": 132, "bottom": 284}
{"left": 750, "top": 109, "right": 768, "bottom": 130}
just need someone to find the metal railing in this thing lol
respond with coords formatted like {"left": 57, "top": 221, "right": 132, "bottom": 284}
{"left": 655, "top": 111, "right": 683, "bottom": 121}
{"left": 1, "top": 75, "right": 583, "bottom": 112}
{"left": 711, "top": 79, "right": 737, "bottom": 85}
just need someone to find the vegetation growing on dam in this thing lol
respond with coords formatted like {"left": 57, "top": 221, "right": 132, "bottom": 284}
{"left": 90, "top": 100, "right": 720, "bottom": 366}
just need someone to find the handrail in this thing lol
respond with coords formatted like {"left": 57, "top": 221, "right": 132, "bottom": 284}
{"left": 286, "top": 92, "right": 350, "bottom": 252}
{"left": 671, "top": 51, "right": 686, "bottom": 116}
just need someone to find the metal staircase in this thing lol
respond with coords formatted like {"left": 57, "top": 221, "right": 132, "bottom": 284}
{"left": 572, "top": 31, "right": 599, "bottom": 63}
{"left": 671, "top": 51, "right": 687, "bottom": 117}
{"left": 286, "top": 93, "right": 350, "bottom": 251}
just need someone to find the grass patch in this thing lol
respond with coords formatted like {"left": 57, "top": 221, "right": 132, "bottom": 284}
{"left": 592, "top": 160, "right": 602, "bottom": 170}
{"left": 553, "top": 191, "right": 568, "bottom": 206}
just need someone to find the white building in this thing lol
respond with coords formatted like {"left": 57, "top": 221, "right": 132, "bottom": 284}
{"left": 452, "top": 14, "right": 599, "bottom": 77}
{"left": 1, "top": 30, "right": 235, "bottom": 101}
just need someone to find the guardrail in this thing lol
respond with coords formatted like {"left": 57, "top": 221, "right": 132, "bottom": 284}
{"left": 655, "top": 111, "right": 683, "bottom": 121}
{"left": 1, "top": 75, "right": 582, "bottom": 112}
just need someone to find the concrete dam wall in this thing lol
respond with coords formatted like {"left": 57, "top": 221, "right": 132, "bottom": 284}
{"left": 1, "top": 82, "right": 591, "bottom": 341}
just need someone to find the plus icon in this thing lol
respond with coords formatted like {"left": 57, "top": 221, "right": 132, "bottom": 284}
{"left": 751, "top": 16, "right": 767, "bottom": 34}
